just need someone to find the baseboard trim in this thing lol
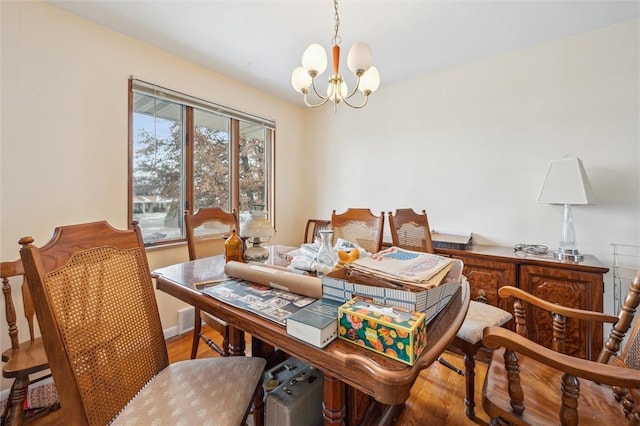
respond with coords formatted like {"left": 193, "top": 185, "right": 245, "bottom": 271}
{"left": 163, "top": 325, "right": 179, "bottom": 340}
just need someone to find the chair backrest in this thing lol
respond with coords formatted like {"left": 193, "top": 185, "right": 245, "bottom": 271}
{"left": 1, "top": 259, "right": 36, "bottom": 349}
{"left": 330, "top": 208, "right": 384, "bottom": 254}
{"left": 622, "top": 310, "right": 640, "bottom": 371}
{"left": 303, "top": 219, "right": 331, "bottom": 244}
{"left": 388, "top": 208, "right": 434, "bottom": 253}
{"left": 601, "top": 269, "right": 640, "bottom": 369}
{"left": 19, "top": 221, "right": 168, "bottom": 425}
{"left": 184, "top": 207, "right": 238, "bottom": 260}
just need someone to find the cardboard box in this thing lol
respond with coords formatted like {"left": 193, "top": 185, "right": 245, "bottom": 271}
{"left": 321, "top": 259, "right": 463, "bottom": 324}
{"left": 338, "top": 298, "right": 427, "bottom": 365}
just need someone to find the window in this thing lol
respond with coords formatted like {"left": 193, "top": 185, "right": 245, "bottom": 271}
{"left": 128, "top": 78, "right": 275, "bottom": 246}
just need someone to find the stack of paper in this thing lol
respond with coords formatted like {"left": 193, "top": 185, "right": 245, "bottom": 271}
{"left": 346, "top": 247, "right": 456, "bottom": 290}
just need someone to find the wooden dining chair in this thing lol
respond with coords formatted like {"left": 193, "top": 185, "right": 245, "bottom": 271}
{"left": 330, "top": 208, "right": 384, "bottom": 254}
{"left": 388, "top": 207, "right": 512, "bottom": 420}
{"left": 18, "top": 221, "right": 265, "bottom": 425}
{"left": 184, "top": 207, "right": 237, "bottom": 358}
{"left": 482, "top": 272, "right": 640, "bottom": 425}
{"left": 1, "top": 259, "right": 58, "bottom": 425}
{"left": 303, "top": 219, "right": 331, "bottom": 244}
{"left": 388, "top": 208, "right": 434, "bottom": 253}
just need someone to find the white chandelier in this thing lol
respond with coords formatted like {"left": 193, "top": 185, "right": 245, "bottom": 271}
{"left": 291, "top": 0, "right": 380, "bottom": 111}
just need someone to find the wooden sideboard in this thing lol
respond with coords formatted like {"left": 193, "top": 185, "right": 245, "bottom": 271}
{"left": 434, "top": 245, "right": 609, "bottom": 360}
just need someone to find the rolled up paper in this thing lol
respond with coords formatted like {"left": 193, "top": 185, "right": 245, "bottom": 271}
{"left": 224, "top": 261, "right": 322, "bottom": 299}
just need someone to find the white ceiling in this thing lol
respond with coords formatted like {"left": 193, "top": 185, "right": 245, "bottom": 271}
{"left": 45, "top": 1, "right": 639, "bottom": 105}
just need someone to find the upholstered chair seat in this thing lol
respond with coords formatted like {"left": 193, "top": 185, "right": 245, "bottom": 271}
{"left": 113, "top": 357, "right": 265, "bottom": 426}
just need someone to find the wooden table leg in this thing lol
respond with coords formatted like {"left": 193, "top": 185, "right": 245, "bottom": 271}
{"left": 322, "top": 374, "right": 346, "bottom": 426}
{"left": 228, "top": 326, "right": 245, "bottom": 357}
{"left": 251, "top": 336, "right": 287, "bottom": 370}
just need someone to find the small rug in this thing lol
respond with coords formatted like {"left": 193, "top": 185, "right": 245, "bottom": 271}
{"left": 0, "top": 381, "right": 59, "bottom": 419}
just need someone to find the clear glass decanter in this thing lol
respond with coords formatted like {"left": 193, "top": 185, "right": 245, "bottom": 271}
{"left": 315, "top": 229, "right": 337, "bottom": 276}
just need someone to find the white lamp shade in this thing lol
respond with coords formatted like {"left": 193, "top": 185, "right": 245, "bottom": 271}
{"left": 347, "top": 42, "right": 373, "bottom": 73}
{"left": 291, "top": 67, "right": 312, "bottom": 93}
{"left": 359, "top": 66, "right": 380, "bottom": 93}
{"left": 536, "top": 156, "right": 596, "bottom": 205}
{"left": 302, "top": 43, "right": 327, "bottom": 74}
{"left": 240, "top": 210, "right": 275, "bottom": 240}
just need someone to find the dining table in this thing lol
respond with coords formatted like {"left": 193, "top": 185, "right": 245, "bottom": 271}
{"left": 153, "top": 245, "right": 470, "bottom": 426}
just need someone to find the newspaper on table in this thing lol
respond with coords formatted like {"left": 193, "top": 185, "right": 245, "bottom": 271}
{"left": 346, "top": 246, "right": 454, "bottom": 290}
{"left": 199, "top": 278, "right": 316, "bottom": 326}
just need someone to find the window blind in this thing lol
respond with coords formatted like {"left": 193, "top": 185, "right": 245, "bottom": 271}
{"left": 130, "top": 77, "right": 276, "bottom": 130}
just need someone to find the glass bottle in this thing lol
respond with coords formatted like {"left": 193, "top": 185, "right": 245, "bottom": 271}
{"left": 315, "top": 229, "right": 337, "bottom": 276}
{"left": 224, "top": 229, "right": 244, "bottom": 263}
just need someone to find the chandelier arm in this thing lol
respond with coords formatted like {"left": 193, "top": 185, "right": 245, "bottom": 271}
{"left": 304, "top": 93, "right": 333, "bottom": 108}
{"left": 344, "top": 75, "right": 361, "bottom": 99}
{"left": 340, "top": 93, "right": 370, "bottom": 109}
{"left": 310, "top": 77, "right": 329, "bottom": 100}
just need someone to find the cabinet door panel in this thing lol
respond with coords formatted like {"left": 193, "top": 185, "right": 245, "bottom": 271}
{"left": 453, "top": 256, "right": 516, "bottom": 312}
{"left": 520, "top": 265, "right": 603, "bottom": 360}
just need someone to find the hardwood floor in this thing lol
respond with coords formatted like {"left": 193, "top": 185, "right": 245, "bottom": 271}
{"left": 31, "top": 325, "right": 491, "bottom": 425}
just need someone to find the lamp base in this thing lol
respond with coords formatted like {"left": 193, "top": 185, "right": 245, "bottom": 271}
{"left": 554, "top": 249, "right": 584, "bottom": 263}
{"left": 243, "top": 242, "right": 269, "bottom": 264}
{"left": 554, "top": 204, "right": 584, "bottom": 263}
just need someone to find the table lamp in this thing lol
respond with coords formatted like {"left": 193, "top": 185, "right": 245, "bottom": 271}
{"left": 240, "top": 210, "right": 275, "bottom": 263}
{"left": 536, "top": 155, "right": 596, "bottom": 262}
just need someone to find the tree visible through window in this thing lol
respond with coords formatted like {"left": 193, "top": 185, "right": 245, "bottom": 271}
{"left": 128, "top": 79, "right": 275, "bottom": 245}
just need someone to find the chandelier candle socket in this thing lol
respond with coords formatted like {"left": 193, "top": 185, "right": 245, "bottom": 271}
{"left": 291, "top": 0, "right": 380, "bottom": 111}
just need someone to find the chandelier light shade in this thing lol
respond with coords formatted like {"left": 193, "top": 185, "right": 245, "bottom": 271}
{"left": 291, "top": 0, "right": 380, "bottom": 111}
{"left": 537, "top": 155, "right": 596, "bottom": 262}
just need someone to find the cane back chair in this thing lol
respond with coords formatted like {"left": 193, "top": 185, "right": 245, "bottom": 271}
{"left": 184, "top": 207, "right": 238, "bottom": 358}
{"left": 18, "top": 221, "right": 265, "bottom": 425}
{"left": 2, "top": 259, "right": 57, "bottom": 425}
{"left": 387, "top": 208, "right": 512, "bottom": 419}
{"left": 303, "top": 219, "right": 331, "bottom": 244}
{"left": 388, "top": 208, "right": 434, "bottom": 253}
{"left": 482, "top": 271, "right": 640, "bottom": 425}
{"left": 330, "top": 208, "right": 384, "bottom": 254}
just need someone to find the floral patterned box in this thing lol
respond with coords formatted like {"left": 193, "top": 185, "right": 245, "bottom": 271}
{"left": 338, "top": 297, "right": 427, "bottom": 366}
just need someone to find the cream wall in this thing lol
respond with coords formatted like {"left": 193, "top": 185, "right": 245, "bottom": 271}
{"left": 0, "top": 1, "right": 312, "bottom": 392}
{"left": 1, "top": 0, "right": 639, "bottom": 395}
{"left": 307, "top": 19, "right": 640, "bottom": 311}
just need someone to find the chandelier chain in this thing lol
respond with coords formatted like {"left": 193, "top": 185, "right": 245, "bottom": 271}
{"left": 332, "top": 0, "right": 341, "bottom": 46}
